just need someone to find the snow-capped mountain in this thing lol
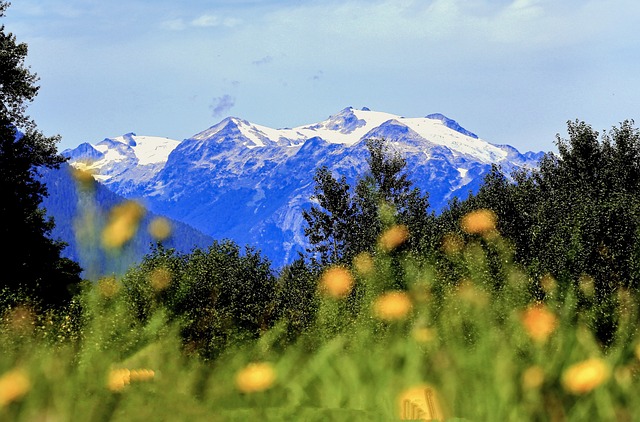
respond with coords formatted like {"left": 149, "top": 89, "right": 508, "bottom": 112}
{"left": 63, "top": 107, "right": 543, "bottom": 266}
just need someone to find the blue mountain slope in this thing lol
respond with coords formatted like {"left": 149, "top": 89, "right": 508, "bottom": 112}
{"left": 62, "top": 107, "right": 544, "bottom": 267}
{"left": 40, "top": 163, "right": 214, "bottom": 277}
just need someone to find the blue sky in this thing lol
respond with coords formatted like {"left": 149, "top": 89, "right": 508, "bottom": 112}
{"left": 4, "top": 0, "right": 639, "bottom": 152}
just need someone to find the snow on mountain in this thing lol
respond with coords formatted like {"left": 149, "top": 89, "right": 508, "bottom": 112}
{"left": 63, "top": 107, "right": 544, "bottom": 266}
{"left": 63, "top": 133, "right": 180, "bottom": 194}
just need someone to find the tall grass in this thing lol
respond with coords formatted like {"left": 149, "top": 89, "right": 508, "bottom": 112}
{"left": 2, "top": 201, "right": 640, "bottom": 421}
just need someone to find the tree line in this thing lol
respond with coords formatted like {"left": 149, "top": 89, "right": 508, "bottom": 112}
{"left": 3, "top": 0, "right": 640, "bottom": 355}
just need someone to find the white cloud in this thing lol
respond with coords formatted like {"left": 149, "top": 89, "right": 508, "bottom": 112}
{"left": 192, "top": 14, "right": 221, "bottom": 27}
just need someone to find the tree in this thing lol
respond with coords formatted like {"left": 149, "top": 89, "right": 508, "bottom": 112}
{"left": 303, "top": 139, "right": 431, "bottom": 266}
{"left": 0, "top": 2, "right": 81, "bottom": 309}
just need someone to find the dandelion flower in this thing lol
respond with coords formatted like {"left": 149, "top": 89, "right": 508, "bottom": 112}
{"left": 522, "top": 366, "right": 545, "bottom": 390}
{"left": 235, "top": 362, "right": 276, "bottom": 393}
{"left": 148, "top": 267, "right": 172, "bottom": 291}
{"left": 461, "top": 209, "right": 497, "bottom": 235}
{"left": 319, "top": 266, "right": 354, "bottom": 298}
{"left": 397, "top": 384, "right": 447, "bottom": 421}
{"left": 102, "top": 201, "right": 145, "bottom": 250}
{"left": 353, "top": 252, "right": 375, "bottom": 276}
{"left": 148, "top": 217, "right": 172, "bottom": 241}
{"left": 0, "top": 369, "right": 30, "bottom": 407}
{"left": 378, "top": 225, "right": 409, "bottom": 252}
{"left": 442, "top": 232, "right": 464, "bottom": 255}
{"left": 71, "top": 166, "right": 96, "bottom": 190}
{"left": 412, "top": 326, "right": 437, "bottom": 344}
{"left": 521, "top": 304, "right": 557, "bottom": 343}
{"left": 107, "top": 369, "right": 131, "bottom": 392}
{"left": 98, "top": 276, "right": 120, "bottom": 298}
{"left": 130, "top": 369, "right": 155, "bottom": 382}
{"left": 373, "top": 291, "right": 413, "bottom": 321}
{"left": 562, "top": 358, "right": 610, "bottom": 394}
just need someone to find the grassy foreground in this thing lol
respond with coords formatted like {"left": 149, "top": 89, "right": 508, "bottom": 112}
{"left": 2, "top": 212, "right": 640, "bottom": 421}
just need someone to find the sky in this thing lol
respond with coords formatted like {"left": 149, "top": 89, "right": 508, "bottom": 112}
{"left": 3, "top": 0, "right": 639, "bottom": 153}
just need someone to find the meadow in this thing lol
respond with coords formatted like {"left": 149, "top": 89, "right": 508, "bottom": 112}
{"left": 2, "top": 203, "right": 639, "bottom": 421}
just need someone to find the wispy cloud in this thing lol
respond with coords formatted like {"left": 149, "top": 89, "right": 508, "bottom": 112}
{"left": 210, "top": 95, "right": 236, "bottom": 117}
{"left": 192, "top": 14, "right": 221, "bottom": 27}
{"left": 252, "top": 55, "right": 273, "bottom": 66}
{"left": 163, "top": 13, "right": 242, "bottom": 31}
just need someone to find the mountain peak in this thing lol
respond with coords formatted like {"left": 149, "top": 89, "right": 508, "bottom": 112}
{"left": 426, "top": 113, "right": 478, "bottom": 139}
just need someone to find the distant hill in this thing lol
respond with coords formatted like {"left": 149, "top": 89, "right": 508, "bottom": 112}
{"left": 40, "top": 163, "right": 214, "bottom": 278}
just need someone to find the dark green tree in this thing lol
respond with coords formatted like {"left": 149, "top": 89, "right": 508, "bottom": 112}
{"left": 0, "top": 2, "right": 81, "bottom": 309}
{"left": 303, "top": 138, "right": 431, "bottom": 266}
{"left": 441, "top": 119, "right": 640, "bottom": 344}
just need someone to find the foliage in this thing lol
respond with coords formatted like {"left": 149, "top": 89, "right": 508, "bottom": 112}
{"left": 3, "top": 210, "right": 640, "bottom": 421}
{"left": 122, "top": 242, "right": 280, "bottom": 359}
{"left": 442, "top": 120, "right": 640, "bottom": 344}
{"left": 0, "top": 2, "right": 81, "bottom": 310}
{"left": 303, "top": 138, "right": 432, "bottom": 266}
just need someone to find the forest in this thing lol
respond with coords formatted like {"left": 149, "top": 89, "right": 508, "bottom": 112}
{"left": 3, "top": 2, "right": 640, "bottom": 420}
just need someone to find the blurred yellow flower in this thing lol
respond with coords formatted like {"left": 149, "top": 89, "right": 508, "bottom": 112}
{"left": 319, "top": 266, "right": 354, "bottom": 298}
{"left": 98, "top": 276, "right": 120, "bottom": 298}
{"left": 522, "top": 366, "right": 545, "bottom": 390}
{"left": 562, "top": 358, "right": 610, "bottom": 394}
{"left": 129, "top": 369, "right": 155, "bottom": 382}
{"left": 397, "top": 384, "right": 447, "bottom": 421}
{"left": 378, "top": 225, "right": 409, "bottom": 252}
{"left": 456, "top": 279, "right": 488, "bottom": 307}
{"left": 540, "top": 273, "right": 557, "bottom": 294}
{"left": 107, "top": 368, "right": 131, "bottom": 392}
{"left": 0, "top": 368, "right": 30, "bottom": 407}
{"left": 148, "top": 267, "right": 172, "bottom": 291}
{"left": 102, "top": 201, "right": 146, "bottom": 250}
{"left": 373, "top": 291, "right": 413, "bottom": 321}
{"left": 71, "top": 166, "right": 96, "bottom": 190}
{"left": 107, "top": 368, "right": 155, "bottom": 392}
{"left": 148, "top": 217, "right": 172, "bottom": 241}
{"left": 353, "top": 252, "right": 375, "bottom": 276}
{"left": 461, "top": 209, "right": 497, "bottom": 235}
{"left": 442, "top": 232, "right": 464, "bottom": 255}
{"left": 521, "top": 304, "right": 557, "bottom": 343}
{"left": 412, "top": 326, "right": 437, "bottom": 344}
{"left": 235, "top": 362, "right": 276, "bottom": 393}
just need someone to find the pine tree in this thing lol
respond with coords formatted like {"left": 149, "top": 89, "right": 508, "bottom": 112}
{"left": 0, "top": 2, "right": 81, "bottom": 309}
{"left": 303, "top": 139, "right": 431, "bottom": 265}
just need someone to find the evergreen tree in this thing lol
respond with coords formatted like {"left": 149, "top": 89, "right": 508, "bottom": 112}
{"left": 0, "top": 2, "right": 81, "bottom": 309}
{"left": 303, "top": 139, "right": 431, "bottom": 266}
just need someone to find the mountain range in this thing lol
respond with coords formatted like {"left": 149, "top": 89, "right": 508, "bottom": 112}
{"left": 58, "top": 107, "right": 544, "bottom": 268}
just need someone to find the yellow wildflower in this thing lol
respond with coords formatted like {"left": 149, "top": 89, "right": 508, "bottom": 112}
{"left": 353, "top": 252, "right": 375, "bottom": 276}
{"left": 0, "top": 368, "right": 30, "bottom": 407}
{"left": 378, "top": 225, "right": 409, "bottom": 252}
{"left": 373, "top": 291, "right": 413, "bottom": 321}
{"left": 98, "top": 276, "right": 120, "bottom": 298}
{"left": 442, "top": 232, "right": 464, "bottom": 255}
{"left": 148, "top": 267, "right": 172, "bottom": 291}
{"left": 107, "top": 368, "right": 131, "bottom": 392}
{"left": 521, "top": 304, "right": 557, "bottom": 343}
{"left": 397, "top": 384, "right": 447, "bottom": 421}
{"left": 522, "top": 366, "right": 545, "bottom": 390}
{"left": 102, "top": 201, "right": 146, "bottom": 249}
{"left": 461, "top": 209, "right": 497, "bottom": 235}
{"left": 148, "top": 217, "right": 172, "bottom": 241}
{"left": 235, "top": 362, "right": 276, "bottom": 393}
{"left": 319, "top": 266, "right": 354, "bottom": 298}
{"left": 562, "top": 358, "right": 610, "bottom": 394}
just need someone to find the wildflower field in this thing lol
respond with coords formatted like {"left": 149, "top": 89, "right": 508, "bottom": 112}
{"left": 2, "top": 204, "right": 640, "bottom": 422}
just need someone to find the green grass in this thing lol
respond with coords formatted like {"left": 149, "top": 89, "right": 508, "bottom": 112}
{"left": 2, "top": 224, "right": 640, "bottom": 421}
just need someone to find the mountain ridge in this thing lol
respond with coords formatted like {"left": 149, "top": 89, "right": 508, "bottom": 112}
{"left": 61, "top": 107, "right": 544, "bottom": 266}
